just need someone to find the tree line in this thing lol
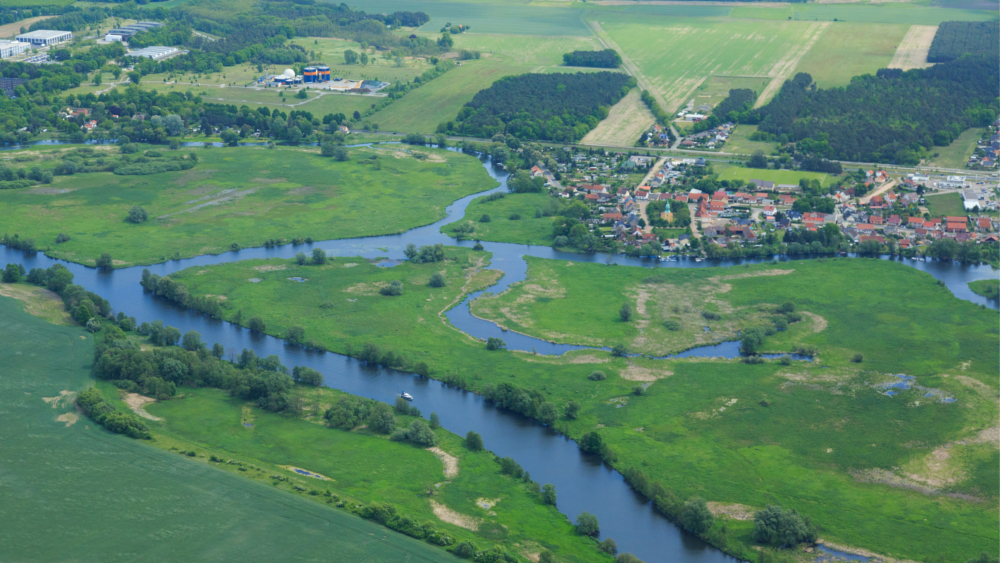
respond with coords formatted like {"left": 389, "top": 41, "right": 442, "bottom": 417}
{"left": 562, "top": 49, "right": 622, "bottom": 68}
{"left": 444, "top": 72, "right": 634, "bottom": 142}
{"left": 750, "top": 56, "right": 998, "bottom": 164}
{"left": 927, "top": 21, "right": 999, "bottom": 63}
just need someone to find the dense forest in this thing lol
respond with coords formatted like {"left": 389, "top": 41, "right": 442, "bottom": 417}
{"left": 444, "top": 72, "right": 634, "bottom": 142}
{"left": 926, "top": 20, "right": 1000, "bottom": 63}
{"left": 562, "top": 50, "right": 622, "bottom": 68}
{"left": 751, "top": 56, "right": 999, "bottom": 164}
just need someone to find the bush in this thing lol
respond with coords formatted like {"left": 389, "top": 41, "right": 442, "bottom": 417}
{"left": 286, "top": 325, "right": 305, "bottom": 345}
{"left": 390, "top": 419, "right": 437, "bottom": 446}
{"left": 701, "top": 311, "right": 721, "bottom": 321}
{"left": 248, "top": 316, "right": 266, "bottom": 333}
{"left": 465, "top": 430, "right": 484, "bottom": 451}
{"left": 453, "top": 541, "right": 477, "bottom": 558}
{"left": 751, "top": 505, "right": 817, "bottom": 547}
{"left": 312, "top": 248, "right": 327, "bottom": 265}
{"left": 740, "top": 326, "right": 766, "bottom": 355}
{"left": 679, "top": 496, "right": 714, "bottom": 534}
{"left": 575, "top": 512, "right": 599, "bottom": 536}
{"left": 663, "top": 319, "right": 681, "bottom": 331}
{"left": 56, "top": 233, "right": 71, "bottom": 243}
{"left": 619, "top": 302, "right": 633, "bottom": 322}
{"left": 541, "top": 484, "right": 557, "bottom": 505}
{"left": 403, "top": 132, "right": 426, "bottom": 145}
{"left": 128, "top": 205, "right": 148, "bottom": 223}
{"left": 486, "top": 337, "right": 506, "bottom": 351}
{"left": 564, "top": 400, "right": 580, "bottom": 419}
{"left": 96, "top": 253, "right": 113, "bottom": 270}
{"left": 588, "top": 370, "right": 606, "bottom": 381}
{"left": 611, "top": 343, "right": 629, "bottom": 357}
{"left": 615, "top": 555, "right": 645, "bottom": 563}
{"left": 428, "top": 273, "right": 446, "bottom": 287}
{"left": 380, "top": 281, "right": 404, "bottom": 296}
{"left": 852, "top": 353, "right": 864, "bottom": 363}
{"left": 292, "top": 366, "right": 323, "bottom": 386}
{"left": 508, "top": 213, "right": 521, "bottom": 220}
{"left": 76, "top": 387, "right": 150, "bottom": 439}
{"left": 479, "top": 214, "right": 491, "bottom": 223}
{"left": 598, "top": 538, "right": 618, "bottom": 555}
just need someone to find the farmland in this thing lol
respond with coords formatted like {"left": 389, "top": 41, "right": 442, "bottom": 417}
{"left": 793, "top": 22, "right": 911, "bottom": 88}
{"left": 581, "top": 90, "right": 655, "bottom": 147}
{"left": 0, "top": 293, "right": 460, "bottom": 563}
{"left": 0, "top": 145, "right": 496, "bottom": 267}
{"left": 715, "top": 165, "right": 832, "bottom": 187}
{"left": 170, "top": 251, "right": 1000, "bottom": 561}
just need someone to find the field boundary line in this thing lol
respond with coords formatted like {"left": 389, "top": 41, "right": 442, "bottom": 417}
{"left": 754, "top": 21, "right": 830, "bottom": 108}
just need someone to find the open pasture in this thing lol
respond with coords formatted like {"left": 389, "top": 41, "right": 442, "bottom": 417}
{"left": 925, "top": 128, "right": 985, "bottom": 170}
{"left": 0, "top": 295, "right": 455, "bottom": 563}
{"left": 452, "top": 33, "right": 602, "bottom": 67}
{"left": 730, "top": 3, "right": 999, "bottom": 25}
{"left": 357, "top": 0, "right": 593, "bottom": 36}
{"left": 0, "top": 145, "right": 496, "bottom": 267}
{"left": 793, "top": 22, "right": 910, "bottom": 87}
{"left": 716, "top": 164, "right": 832, "bottom": 187}
{"left": 690, "top": 76, "right": 772, "bottom": 111}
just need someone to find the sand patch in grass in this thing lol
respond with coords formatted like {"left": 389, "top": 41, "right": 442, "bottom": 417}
{"left": 0, "top": 284, "right": 75, "bottom": 326}
{"left": 43, "top": 390, "right": 76, "bottom": 409}
{"left": 707, "top": 502, "right": 755, "bottom": 520}
{"left": 801, "top": 311, "right": 828, "bottom": 333}
{"left": 124, "top": 393, "right": 161, "bottom": 421}
{"left": 430, "top": 500, "right": 480, "bottom": 530}
{"left": 621, "top": 364, "right": 673, "bottom": 381}
{"left": 253, "top": 264, "right": 287, "bottom": 272}
{"left": 427, "top": 447, "right": 459, "bottom": 480}
{"left": 56, "top": 412, "right": 79, "bottom": 427}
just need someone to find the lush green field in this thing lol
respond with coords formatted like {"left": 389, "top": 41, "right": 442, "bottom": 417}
{"left": 690, "top": 76, "right": 772, "bottom": 111}
{"left": 173, "top": 251, "right": 999, "bottom": 561}
{"left": 452, "top": 34, "right": 602, "bottom": 67}
{"left": 721, "top": 124, "right": 777, "bottom": 155}
{"left": 145, "top": 385, "right": 612, "bottom": 563}
{"left": 0, "top": 294, "right": 460, "bottom": 563}
{"left": 715, "top": 165, "right": 832, "bottom": 187}
{"left": 792, "top": 22, "right": 910, "bottom": 88}
{"left": 926, "top": 128, "right": 985, "bottom": 169}
{"left": 730, "top": 3, "right": 999, "bottom": 25}
{"left": 0, "top": 145, "right": 496, "bottom": 267}
{"left": 359, "top": 0, "right": 593, "bottom": 36}
{"left": 923, "top": 192, "right": 967, "bottom": 217}
{"left": 441, "top": 192, "right": 556, "bottom": 246}
{"left": 969, "top": 279, "right": 999, "bottom": 300}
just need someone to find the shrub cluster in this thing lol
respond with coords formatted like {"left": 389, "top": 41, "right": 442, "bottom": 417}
{"left": 76, "top": 387, "right": 151, "bottom": 440}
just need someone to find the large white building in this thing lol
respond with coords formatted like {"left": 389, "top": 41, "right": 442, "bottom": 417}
{"left": 0, "top": 40, "right": 29, "bottom": 59}
{"left": 126, "top": 46, "right": 179, "bottom": 60}
{"left": 15, "top": 30, "right": 72, "bottom": 47}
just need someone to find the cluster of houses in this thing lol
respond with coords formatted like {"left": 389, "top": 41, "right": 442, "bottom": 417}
{"left": 678, "top": 123, "right": 733, "bottom": 150}
{"left": 968, "top": 127, "right": 1000, "bottom": 169}
{"left": 640, "top": 123, "right": 671, "bottom": 148}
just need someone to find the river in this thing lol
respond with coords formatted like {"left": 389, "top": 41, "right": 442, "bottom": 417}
{"left": 1, "top": 143, "right": 996, "bottom": 563}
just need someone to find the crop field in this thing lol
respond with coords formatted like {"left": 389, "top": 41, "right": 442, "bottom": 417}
{"left": 581, "top": 89, "right": 654, "bottom": 147}
{"left": 174, "top": 252, "right": 999, "bottom": 561}
{"left": 0, "top": 16, "right": 56, "bottom": 39}
{"left": 715, "top": 164, "right": 832, "bottom": 187}
{"left": 452, "top": 33, "right": 602, "bottom": 67}
{"left": 688, "top": 76, "right": 772, "bottom": 112}
{"left": 0, "top": 294, "right": 457, "bottom": 563}
{"left": 594, "top": 14, "right": 828, "bottom": 112}
{"left": 793, "top": 22, "right": 910, "bottom": 88}
{"left": 0, "top": 145, "right": 496, "bottom": 267}
{"left": 359, "top": 0, "right": 593, "bottom": 36}
{"left": 887, "top": 24, "right": 938, "bottom": 71}
{"left": 729, "top": 3, "right": 999, "bottom": 25}
{"left": 441, "top": 192, "right": 556, "bottom": 245}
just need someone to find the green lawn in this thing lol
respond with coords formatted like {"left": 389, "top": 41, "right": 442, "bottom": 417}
{"left": 172, "top": 251, "right": 999, "bottom": 561}
{"left": 145, "top": 385, "right": 610, "bottom": 563}
{"left": 0, "top": 145, "right": 497, "bottom": 267}
{"left": 441, "top": 192, "right": 557, "bottom": 246}
{"left": 715, "top": 164, "right": 833, "bottom": 187}
{"left": 927, "top": 128, "right": 985, "bottom": 170}
{"left": 722, "top": 125, "right": 777, "bottom": 156}
{"left": 0, "top": 294, "right": 459, "bottom": 563}
{"left": 923, "top": 192, "right": 967, "bottom": 218}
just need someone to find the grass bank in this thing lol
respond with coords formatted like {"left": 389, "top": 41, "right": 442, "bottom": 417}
{"left": 441, "top": 192, "right": 556, "bottom": 246}
{"left": 0, "top": 144, "right": 496, "bottom": 267}
{"left": 170, "top": 251, "right": 999, "bottom": 561}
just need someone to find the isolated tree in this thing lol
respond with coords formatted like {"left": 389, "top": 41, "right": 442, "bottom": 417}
{"left": 564, "top": 400, "right": 581, "bottom": 419}
{"left": 286, "top": 325, "right": 305, "bottom": 345}
{"left": 428, "top": 272, "right": 446, "bottom": 287}
{"left": 740, "top": 327, "right": 766, "bottom": 355}
{"left": 128, "top": 205, "right": 148, "bottom": 223}
{"left": 579, "top": 431, "right": 604, "bottom": 454}
{"left": 598, "top": 538, "right": 618, "bottom": 555}
{"left": 486, "top": 337, "right": 506, "bottom": 351}
{"left": 575, "top": 512, "right": 600, "bottom": 536}
{"left": 96, "top": 253, "right": 113, "bottom": 270}
{"left": 360, "top": 52, "right": 368, "bottom": 66}
{"left": 464, "top": 430, "right": 483, "bottom": 451}
{"left": 367, "top": 402, "right": 396, "bottom": 434}
{"left": 679, "top": 497, "right": 714, "bottom": 535}
{"left": 404, "top": 243, "right": 418, "bottom": 260}
{"left": 311, "top": 248, "right": 327, "bottom": 265}
{"left": 429, "top": 412, "right": 440, "bottom": 429}
{"left": 128, "top": 71, "right": 141, "bottom": 85}
{"left": 542, "top": 484, "right": 557, "bottom": 505}
{"left": 179, "top": 331, "right": 203, "bottom": 351}
{"left": 344, "top": 49, "right": 358, "bottom": 64}
{"left": 248, "top": 316, "right": 267, "bottom": 333}
{"left": 295, "top": 252, "right": 308, "bottom": 265}
{"left": 619, "top": 302, "right": 633, "bottom": 322}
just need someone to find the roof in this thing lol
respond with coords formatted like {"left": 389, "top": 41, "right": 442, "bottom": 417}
{"left": 16, "top": 30, "right": 71, "bottom": 40}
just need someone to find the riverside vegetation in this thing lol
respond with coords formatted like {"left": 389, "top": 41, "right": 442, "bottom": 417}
{"left": 160, "top": 249, "right": 999, "bottom": 561}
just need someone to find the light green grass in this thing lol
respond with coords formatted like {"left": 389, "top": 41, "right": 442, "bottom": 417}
{"left": 358, "top": 0, "right": 594, "bottom": 36}
{"left": 691, "top": 76, "right": 772, "bottom": 112}
{"left": 923, "top": 192, "right": 968, "bottom": 217}
{"left": 174, "top": 253, "right": 999, "bottom": 561}
{"left": 453, "top": 34, "right": 602, "bottom": 67}
{"left": 715, "top": 164, "right": 832, "bottom": 187}
{"left": 145, "top": 384, "right": 612, "bottom": 563}
{"left": 0, "top": 294, "right": 459, "bottom": 563}
{"left": 722, "top": 124, "right": 777, "bottom": 155}
{"left": 969, "top": 279, "right": 999, "bottom": 300}
{"left": 596, "top": 14, "right": 821, "bottom": 112}
{"left": 730, "top": 3, "right": 999, "bottom": 25}
{"left": 0, "top": 145, "right": 497, "bottom": 267}
{"left": 927, "top": 128, "right": 985, "bottom": 170}
{"left": 441, "top": 192, "right": 557, "bottom": 246}
{"left": 792, "top": 22, "right": 910, "bottom": 88}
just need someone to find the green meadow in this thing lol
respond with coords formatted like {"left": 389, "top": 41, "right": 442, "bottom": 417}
{"left": 172, "top": 251, "right": 999, "bottom": 561}
{"left": 441, "top": 192, "right": 557, "bottom": 246}
{"left": 360, "top": 0, "right": 593, "bottom": 36}
{"left": 0, "top": 144, "right": 496, "bottom": 267}
{"left": 715, "top": 165, "right": 832, "bottom": 187}
{"left": 145, "top": 385, "right": 612, "bottom": 563}
{"left": 791, "top": 22, "right": 910, "bottom": 88}
{"left": 0, "top": 294, "right": 459, "bottom": 563}
{"left": 926, "top": 128, "right": 985, "bottom": 170}
{"left": 969, "top": 279, "right": 999, "bottom": 300}
{"left": 923, "top": 192, "right": 969, "bottom": 218}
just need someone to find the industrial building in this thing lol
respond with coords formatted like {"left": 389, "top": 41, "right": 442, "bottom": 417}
{"left": 126, "top": 46, "right": 179, "bottom": 60}
{"left": 0, "top": 40, "right": 29, "bottom": 59}
{"left": 105, "top": 22, "right": 163, "bottom": 42}
{"left": 15, "top": 30, "right": 72, "bottom": 47}
{"left": 302, "top": 66, "right": 331, "bottom": 83}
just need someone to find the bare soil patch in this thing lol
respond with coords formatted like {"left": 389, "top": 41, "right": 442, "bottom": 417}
{"left": 888, "top": 25, "right": 937, "bottom": 70}
{"left": 56, "top": 412, "right": 79, "bottom": 427}
{"left": 0, "top": 284, "right": 75, "bottom": 326}
{"left": 621, "top": 364, "right": 674, "bottom": 381}
{"left": 430, "top": 501, "right": 480, "bottom": 530}
{"left": 0, "top": 16, "right": 54, "bottom": 38}
{"left": 707, "top": 502, "right": 755, "bottom": 520}
{"left": 253, "top": 264, "right": 287, "bottom": 272}
{"left": 427, "top": 447, "right": 459, "bottom": 480}
{"left": 43, "top": 390, "right": 76, "bottom": 409}
{"left": 124, "top": 393, "right": 161, "bottom": 421}
{"left": 801, "top": 311, "right": 828, "bottom": 333}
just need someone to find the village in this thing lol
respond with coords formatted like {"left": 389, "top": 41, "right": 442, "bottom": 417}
{"left": 534, "top": 145, "right": 999, "bottom": 259}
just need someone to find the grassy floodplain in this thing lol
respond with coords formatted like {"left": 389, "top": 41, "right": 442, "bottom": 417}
{"left": 170, "top": 250, "right": 999, "bottom": 561}
{"left": 0, "top": 293, "right": 461, "bottom": 563}
{"left": 0, "top": 144, "right": 496, "bottom": 267}
{"left": 968, "top": 279, "right": 999, "bottom": 300}
{"left": 441, "top": 192, "right": 557, "bottom": 246}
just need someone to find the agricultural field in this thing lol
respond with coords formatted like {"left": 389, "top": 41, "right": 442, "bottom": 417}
{"left": 361, "top": 0, "right": 593, "bottom": 36}
{"left": 715, "top": 164, "right": 833, "bottom": 187}
{"left": 887, "top": 24, "right": 938, "bottom": 71}
{"left": 793, "top": 22, "right": 911, "bottom": 88}
{"left": 0, "top": 293, "right": 458, "bottom": 563}
{"left": 441, "top": 192, "right": 556, "bottom": 246}
{"left": 0, "top": 144, "right": 497, "bottom": 267}
{"left": 729, "top": 3, "right": 999, "bottom": 25}
{"left": 0, "top": 16, "right": 55, "bottom": 39}
{"left": 688, "top": 76, "right": 772, "bottom": 112}
{"left": 581, "top": 90, "right": 654, "bottom": 147}
{"left": 171, "top": 251, "right": 1000, "bottom": 561}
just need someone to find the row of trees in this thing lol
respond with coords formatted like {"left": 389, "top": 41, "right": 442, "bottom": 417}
{"left": 562, "top": 49, "right": 622, "bottom": 68}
